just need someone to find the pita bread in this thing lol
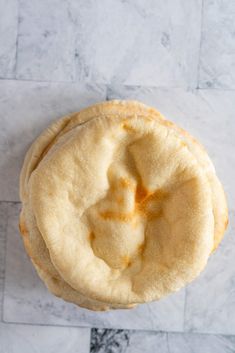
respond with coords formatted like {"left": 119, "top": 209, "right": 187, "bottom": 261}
{"left": 19, "top": 100, "right": 228, "bottom": 309}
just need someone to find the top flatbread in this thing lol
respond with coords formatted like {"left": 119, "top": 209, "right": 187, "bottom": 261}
{"left": 19, "top": 100, "right": 228, "bottom": 307}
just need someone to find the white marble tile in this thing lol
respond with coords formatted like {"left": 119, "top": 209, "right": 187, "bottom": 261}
{"left": 90, "top": 329, "right": 168, "bottom": 353}
{"left": 168, "top": 333, "right": 235, "bottom": 353}
{"left": 0, "top": 322, "right": 90, "bottom": 353}
{"left": 16, "top": 0, "right": 76, "bottom": 82}
{"left": 0, "top": 202, "right": 8, "bottom": 317}
{"left": 0, "top": 80, "right": 106, "bottom": 201}
{"left": 16, "top": 0, "right": 201, "bottom": 86}
{"left": 107, "top": 86, "right": 235, "bottom": 207}
{"left": 0, "top": 0, "right": 18, "bottom": 78}
{"left": 4, "top": 202, "right": 185, "bottom": 331}
{"left": 199, "top": 0, "right": 235, "bottom": 89}
{"left": 184, "top": 210, "right": 235, "bottom": 335}
{"left": 73, "top": 0, "right": 201, "bottom": 87}
{"left": 127, "top": 331, "right": 168, "bottom": 353}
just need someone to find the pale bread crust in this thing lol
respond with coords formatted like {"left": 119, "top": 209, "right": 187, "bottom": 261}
{"left": 19, "top": 100, "right": 228, "bottom": 309}
{"left": 19, "top": 208, "right": 136, "bottom": 310}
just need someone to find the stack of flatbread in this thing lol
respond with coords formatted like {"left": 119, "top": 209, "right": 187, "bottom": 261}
{"left": 19, "top": 100, "right": 228, "bottom": 311}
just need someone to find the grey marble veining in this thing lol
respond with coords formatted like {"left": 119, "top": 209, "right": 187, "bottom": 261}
{"left": 0, "top": 322, "right": 91, "bottom": 353}
{"left": 90, "top": 329, "right": 168, "bottom": 353}
{"left": 74, "top": 0, "right": 201, "bottom": 87}
{"left": 16, "top": 0, "right": 76, "bottom": 82}
{"left": 90, "top": 329, "right": 235, "bottom": 353}
{"left": 0, "top": 80, "right": 106, "bottom": 201}
{"left": 0, "top": 0, "right": 18, "bottom": 78}
{"left": 15, "top": 0, "right": 201, "bottom": 87}
{"left": 4, "top": 202, "right": 185, "bottom": 331}
{"left": 91, "top": 329, "right": 131, "bottom": 353}
{"left": 199, "top": 0, "right": 235, "bottom": 89}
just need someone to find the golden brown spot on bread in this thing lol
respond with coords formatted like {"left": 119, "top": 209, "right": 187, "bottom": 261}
{"left": 138, "top": 243, "right": 145, "bottom": 255}
{"left": 148, "top": 108, "right": 164, "bottom": 120}
{"left": 100, "top": 211, "right": 134, "bottom": 222}
{"left": 180, "top": 140, "right": 187, "bottom": 147}
{"left": 19, "top": 221, "right": 28, "bottom": 237}
{"left": 116, "top": 195, "right": 124, "bottom": 205}
{"left": 144, "top": 116, "right": 153, "bottom": 122}
{"left": 151, "top": 189, "right": 168, "bottom": 201}
{"left": 51, "top": 276, "right": 59, "bottom": 284}
{"left": 148, "top": 209, "right": 164, "bottom": 221}
{"left": 135, "top": 185, "right": 168, "bottom": 217}
{"left": 225, "top": 217, "right": 229, "bottom": 229}
{"left": 122, "top": 255, "right": 131, "bottom": 267}
{"left": 162, "top": 120, "right": 174, "bottom": 128}
{"left": 135, "top": 184, "right": 150, "bottom": 203}
{"left": 122, "top": 123, "right": 137, "bottom": 133}
{"left": 102, "top": 180, "right": 167, "bottom": 223}
{"left": 119, "top": 178, "right": 135, "bottom": 191}
{"left": 89, "top": 231, "right": 95, "bottom": 242}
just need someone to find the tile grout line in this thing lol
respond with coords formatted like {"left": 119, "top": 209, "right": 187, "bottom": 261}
{"left": 2, "top": 316, "right": 235, "bottom": 337}
{"left": 0, "top": 203, "right": 9, "bottom": 322}
{"left": 196, "top": 86, "right": 235, "bottom": 91}
{"left": 0, "top": 201, "right": 21, "bottom": 204}
{"left": 0, "top": 76, "right": 77, "bottom": 84}
{"left": 196, "top": 0, "right": 205, "bottom": 89}
{"left": 2, "top": 318, "right": 92, "bottom": 329}
{"left": 166, "top": 332, "right": 171, "bottom": 353}
{"left": 1, "top": 77, "right": 235, "bottom": 92}
{"left": 0, "top": 77, "right": 182, "bottom": 89}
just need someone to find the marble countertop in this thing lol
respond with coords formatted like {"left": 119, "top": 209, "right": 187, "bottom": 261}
{"left": 0, "top": 1, "right": 235, "bottom": 352}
